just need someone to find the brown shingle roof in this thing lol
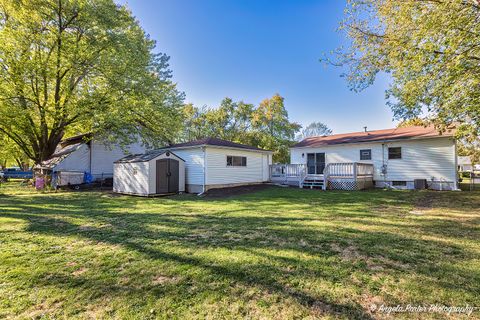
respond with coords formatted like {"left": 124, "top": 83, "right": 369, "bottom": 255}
{"left": 163, "top": 137, "right": 271, "bottom": 152}
{"left": 293, "top": 126, "right": 455, "bottom": 148}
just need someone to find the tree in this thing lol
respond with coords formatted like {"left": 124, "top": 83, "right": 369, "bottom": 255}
{"left": 181, "top": 94, "right": 300, "bottom": 163}
{"left": 250, "top": 94, "right": 301, "bottom": 163}
{"left": 457, "top": 134, "right": 480, "bottom": 169}
{"left": 396, "top": 118, "right": 429, "bottom": 128}
{"left": 296, "top": 122, "right": 332, "bottom": 140}
{"left": 0, "top": 0, "right": 184, "bottom": 165}
{"left": 0, "top": 134, "right": 32, "bottom": 169}
{"left": 328, "top": 0, "right": 480, "bottom": 141}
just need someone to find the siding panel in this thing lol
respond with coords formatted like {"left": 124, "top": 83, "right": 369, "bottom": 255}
{"left": 205, "top": 147, "right": 267, "bottom": 185}
{"left": 291, "top": 137, "right": 456, "bottom": 182}
{"left": 168, "top": 148, "right": 205, "bottom": 186}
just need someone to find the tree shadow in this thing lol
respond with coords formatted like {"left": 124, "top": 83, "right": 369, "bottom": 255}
{"left": 1, "top": 186, "right": 479, "bottom": 318}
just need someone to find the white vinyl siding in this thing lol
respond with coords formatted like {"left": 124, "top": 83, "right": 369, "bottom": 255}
{"left": 168, "top": 148, "right": 205, "bottom": 186}
{"left": 205, "top": 147, "right": 269, "bottom": 185}
{"left": 291, "top": 137, "right": 456, "bottom": 183}
{"left": 113, "top": 162, "right": 149, "bottom": 195}
{"left": 91, "top": 141, "right": 145, "bottom": 176}
{"left": 54, "top": 144, "right": 90, "bottom": 172}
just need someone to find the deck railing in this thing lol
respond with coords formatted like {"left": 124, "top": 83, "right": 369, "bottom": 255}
{"left": 270, "top": 162, "right": 374, "bottom": 189}
{"left": 270, "top": 164, "right": 306, "bottom": 184}
{"left": 323, "top": 162, "right": 374, "bottom": 190}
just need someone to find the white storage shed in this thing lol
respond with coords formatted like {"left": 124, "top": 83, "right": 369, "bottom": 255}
{"left": 113, "top": 150, "right": 185, "bottom": 196}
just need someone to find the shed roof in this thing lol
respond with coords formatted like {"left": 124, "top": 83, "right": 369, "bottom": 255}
{"left": 293, "top": 126, "right": 455, "bottom": 148}
{"left": 160, "top": 137, "right": 271, "bottom": 152}
{"left": 115, "top": 150, "right": 184, "bottom": 163}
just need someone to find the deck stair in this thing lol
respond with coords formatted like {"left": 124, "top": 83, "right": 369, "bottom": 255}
{"left": 301, "top": 175, "right": 324, "bottom": 189}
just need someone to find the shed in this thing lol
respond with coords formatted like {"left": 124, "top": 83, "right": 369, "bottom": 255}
{"left": 113, "top": 150, "right": 185, "bottom": 196}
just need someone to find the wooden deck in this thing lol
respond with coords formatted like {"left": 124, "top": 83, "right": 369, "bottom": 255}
{"left": 270, "top": 163, "right": 374, "bottom": 190}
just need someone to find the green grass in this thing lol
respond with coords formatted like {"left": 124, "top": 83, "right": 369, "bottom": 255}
{"left": 0, "top": 183, "right": 479, "bottom": 319}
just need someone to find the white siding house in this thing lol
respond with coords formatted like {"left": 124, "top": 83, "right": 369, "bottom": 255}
{"left": 158, "top": 137, "right": 273, "bottom": 193}
{"left": 37, "top": 133, "right": 145, "bottom": 185}
{"left": 289, "top": 126, "right": 458, "bottom": 190}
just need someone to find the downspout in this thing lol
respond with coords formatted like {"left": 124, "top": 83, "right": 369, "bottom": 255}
{"left": 198, "top": 146, "right": 206, "bottom": 196}
{"left": 453, "top": 138, "right": 459, "bottom": 190}
{"left": 381, "top": 142, "right": 388, "bottom": 188}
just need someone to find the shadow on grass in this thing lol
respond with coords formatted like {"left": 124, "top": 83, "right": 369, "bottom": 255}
{"left": 0, "top": 186, "right": 479, "bottom": 318}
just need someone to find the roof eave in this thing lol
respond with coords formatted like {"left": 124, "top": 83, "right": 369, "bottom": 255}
{"left": 166, "top": 144, "right": 273, "bottom": 153}
{"left": 291, "top": 134, "right": 455, "bottom": 149}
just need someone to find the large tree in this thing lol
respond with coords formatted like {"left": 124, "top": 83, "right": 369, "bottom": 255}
{"left": 0, "top": 0, "right": 184, "bottom": 164}
{"left": 296, "top": 121, "right": 332, "bottom": 141}
{"left": 181, "top": 94, "right": 300, "bottom": 163}
{"left": 329, "top": 0, "right": 480, "bottom": 140}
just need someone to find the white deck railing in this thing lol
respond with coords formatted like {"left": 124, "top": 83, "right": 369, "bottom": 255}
{"left": 270, "top": 162, "right": 374, "bottom": 190}
{"left": 323, "top": 162, "right": 374, "bottom": 190}
{"left": 270, "top": 164, "right": 306, "bottom": 185}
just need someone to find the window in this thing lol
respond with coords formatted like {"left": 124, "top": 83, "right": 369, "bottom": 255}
{"left": 227, "top": 155, "right": 247, "bottom": 167}
{"left": 360, "top": 149, "right": 372, "bottom": 160}
{"left": 392, "top": 181, "right": 407, "bottom": 187}
{"left": 388, "top": 147, "right": 402, "bottom": 159}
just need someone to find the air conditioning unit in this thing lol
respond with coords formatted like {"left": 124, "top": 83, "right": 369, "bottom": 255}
{"left": 414, "top": 179, "right": 427, "bottom": 190}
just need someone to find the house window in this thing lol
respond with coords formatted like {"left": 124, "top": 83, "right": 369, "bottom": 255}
{"left": 227, "top": 156, "right": 247, "bottom": 167}
{"left": 388, "top": 147, "right": 402, "bottom": 159}
{"left": 392, "top": 181, "right": 407, "bottom": 187}
{"left": 360, "top": 149, "right": 372, "bottom": 160}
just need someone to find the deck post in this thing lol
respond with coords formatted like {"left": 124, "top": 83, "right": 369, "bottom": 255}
{"left": 353, "top": 162, "right": 358, "bottom": 190}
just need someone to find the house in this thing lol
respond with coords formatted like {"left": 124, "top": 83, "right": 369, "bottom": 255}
{"left": 36, "top": 133, "right": 145, "bottom": 186}
{"left": 457, "top": 156, "right": 479, "bottom": 172}
{"left": 272, "top": 126, "right": 458, "bottom": 191}
{"left": 113, "top": 150, "right": 185, "bottom": 196}
{"left": 148, "top": 137, "right": 273, "bottom": 193}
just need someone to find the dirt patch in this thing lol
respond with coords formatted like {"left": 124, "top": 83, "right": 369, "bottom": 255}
{"left": 203, "top": 184, "right": 275, "bottom": 199}
{"left": 72, "top": 267, "right": 88, "bottom": 276}
{"left": 410, "top": 193, "right": 442, "bottom": 215}
{"left": 152, "top": 275, "right": 179, "bottom": 285}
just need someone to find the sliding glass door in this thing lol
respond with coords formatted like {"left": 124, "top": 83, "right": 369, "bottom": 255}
{"left": 307, "top": 153, "right": 325, "bottom": 174}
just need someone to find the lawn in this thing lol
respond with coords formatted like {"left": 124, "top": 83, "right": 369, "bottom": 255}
{"left": 0, "top": 183, "right": 479, "bottom": 319}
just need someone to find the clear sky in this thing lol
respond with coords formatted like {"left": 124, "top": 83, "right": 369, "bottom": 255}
{"left": 119, "top": 0, "right": 396, "bottom": 134}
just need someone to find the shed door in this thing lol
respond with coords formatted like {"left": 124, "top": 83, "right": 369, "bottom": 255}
{"left": 156, "top": 159, "right": 169, "bottom": 194}
{"left": 168, "top": 159, "right": 179, "bottom": 193}
{"left": 156, "top": 158, "right": 180, "bottom": 194}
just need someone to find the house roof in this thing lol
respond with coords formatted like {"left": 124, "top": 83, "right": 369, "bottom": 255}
{"left": 35, "top": 133, "right": 92, "bottom": 169}
{"left": 115, "top": 150, "right": 184, "bottom": 163}
{"left": 160, "top": 137, "right": 271, "bottom": 152}
{"left": 293, "top": 126, "right": 455, "bottom": 148}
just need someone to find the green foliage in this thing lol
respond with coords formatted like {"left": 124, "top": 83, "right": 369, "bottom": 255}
{"left": 0, "top": 0, "right": 184, "bottom": 164}
{"left": 396, "top": 118, "right": 429, "bottom": 128}
{"left": 330, "top": 0, "right": 480, "bottom": 141}
{"left": 458, "top": 139, "right": 480, "bottom": 167}
{"left": 181, "top": 94, "right": 300, "bottom": 163}
{"left": 0, "top": 134, "right": 31, "bottom": 169}
{"left": 296, "top": 122, "right": 332, "bottom": 140}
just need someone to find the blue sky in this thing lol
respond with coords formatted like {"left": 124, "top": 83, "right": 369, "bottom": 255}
{"left": 120, "top": 0, "right": 396, "bottom": 134}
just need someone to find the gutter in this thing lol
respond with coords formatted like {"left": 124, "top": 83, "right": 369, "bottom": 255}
{"left": 198, "top": 146, "right": 206, "bottom": 196}
{"left": 291, "top": 135, "right": 455, "bottom": 149}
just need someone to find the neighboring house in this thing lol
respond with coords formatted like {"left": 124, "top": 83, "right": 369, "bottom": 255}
{"left": 281, "top": 126, "right": 457, "bottom": 190}
{"left": 457, "top": 156, "right": 480, "bottom": 172}
{"left": 151, "top": 137, "right": 273, "bottom": 193}
{"left": 36, "top": 133, "right": 145, "bottom": 185}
